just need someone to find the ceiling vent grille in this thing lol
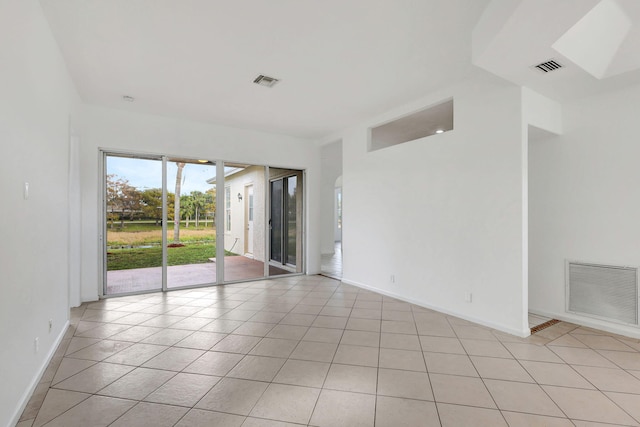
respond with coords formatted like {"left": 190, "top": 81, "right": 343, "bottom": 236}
{"left": 534, "top": 59, "right": 564, "bottom": 73}
{"left": 253, "top": 75, "right": 279, "bottom": 88}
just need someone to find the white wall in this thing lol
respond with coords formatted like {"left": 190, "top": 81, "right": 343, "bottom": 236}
{"left": 0, "top": 1, "right": 80, "bottom": 425}
{"left": 529, "top": 83, "right": 640, "bottom": 338}
{"left": 319, "top": 140, "right": 343, "bottom": 254}
{"left": 340, "top": 72, "right": 528, "bottom": 336}
{"left": 79, "top": 106, "right": 321, "bottom": 301}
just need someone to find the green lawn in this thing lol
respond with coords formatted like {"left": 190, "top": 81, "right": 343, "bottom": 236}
{"left": 107, "top": 243, "right": 235, "bottom": 271}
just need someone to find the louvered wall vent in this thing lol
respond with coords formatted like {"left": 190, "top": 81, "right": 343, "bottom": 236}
{"left": 567, "top": 261, "right": 638, "bottom": 325}
{"left": 533, "top": 59, "right": 564, "bottom": 73}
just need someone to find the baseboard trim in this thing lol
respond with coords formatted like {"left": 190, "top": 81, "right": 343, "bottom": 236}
{"left": 529, "top": 308, "right": 640, "bottom": 340}
{"left": 10, "top": 320, "right": 70, "bottom": 427}
{"left": 341, "top": 277, "right": 530, "bottom": 338}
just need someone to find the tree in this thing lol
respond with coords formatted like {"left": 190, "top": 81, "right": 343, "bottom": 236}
{"left": 204, "top": 187, "right": 216, "bottom": 227}
{"left": 173, "top": 162, "right": 186, "bottom": 242}
{"left": 106, "top": 174, "right": 142, "bottom": 227}
{"left": 140, "top": 188, "right": 163, "bottom": 225}
{"left": 180, "top": 194, "right": 194, "bottom": 228}
{"left": 190, "top": 190, "right": 206, "bottom": 228}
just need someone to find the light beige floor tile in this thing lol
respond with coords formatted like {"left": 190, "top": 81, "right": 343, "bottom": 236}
{"left": 233, "top": 321, "right": 277, "bottom": 337}
{"left": 324, "top": 364, "right": 377, "bottom": 394}
{"left": 415, "top": 320, "right": 456, "bottom": 337}
{"left": 266, "top": 324, "right": 308, "bottom": 340}
{"left": 375, "top": 396, "right": 439, "bottom": 427}
{"left": 419, "top": 336, "right": 466, "bottom": 354}
{"left": 53, "top": 362, "right": 134, "bottom": 393}
{"left": 319, "top": 306, "right": 352, "bottom": 317}
{"left": 249, "top": 337, "right": 299, "bottom": 358}
{"left": 550, "top": 346, "right": 618, "bottom": 368}
{"left": 51, "top": 358, "right": 97, "bottom": 385}
{"left": 183, "top": 350, "right": 243, "bottom": 376}
{"left": 380, "top": 332, "right": 420, "bottom": 350}
{"left": 279, "top": 313, "right": 318, "bottom": 327}
{"left": 430, "top": 373, "right": 495, "bottom": 408}
{"left": 484, "top": 379, "right": 563, "bottom": 417}
{"left": 66, "top": 340, "right": 133, "bottom": 361}
{"left": 346, "top": 318, "right": 381, "bottom": 332}
{"left": 290, "top": 341, "right": 338, "bottom": 362}
{"left": 381, "top": 320, "right": 416, "bottom": 334}
{"left": 144, "top": 372, "right": 220, "bottom": 406}
{"left": 250, "top": 383, "right": 320, "bottom": 424}
{"left": 379, "top": 348, "right": 426, "bottom": 372}
{"left": 354, "top": 301, "right": 382, "bottom": 310}
{"left": 503, "top": 342, "right": 564, "bottom": 363}
{"left": 543, "top": 385, "right": 637, "bottom": 425}
{"left": 312, "top": 315, "right": 348, "bottom": 329}
{"left": 64, "top": 337, "right": 102, "bottom": 355}
{"left": 309, "top": 389, "right": 375, "bottom": 427}
{"left": 174, "top": 408, "right": 245, "bottom": 427}
{"left": 140, "top": 328, "right": 194, "bottom": 346}
{"left": 108, "top": 325, "right": 163, "bottom": 342}
{"left": 424, "top": 352, "right": 477, "bottom": 377}
{"left": 211, "top": 334, "right": 261, "bottom": 354}
{"left": 377, "top": 368, "right": 433, "bottom": 400}
{"left": 461, "top": 339, "right": 513, "bottom": 359}
{"left": 110, "top": 402, "right": 188, "bottom": 427}
{"left": 139, "top": 315, "right": 187, "bottom": 329}
{"left": 200, "top": 319, "right": 244, "bottom": 333}
{"left": 103, "top": 343, "right": 168, "bottom": 366}
{"left": 227, "top": 355, "right": 286, "bottom": 382}
{"left": 546, "top": 334, "right": 589, "bottom": 348}
{"left": 15, "top": 420, "right": 33, "bottom": 427}
{"left": 111, "top": 312, "right": 159, "bottom": 326}
{"left": 452, "top": 325, "right": 498, "bottom": 341}
{"left": 196, "top": 378, "right": 268, "bottom": 415}
{"left": 381, "top": 310, "right": 413, "bottom": 322}
{"left": 174, "top": 331, "right": 226, "bottom": 350}
{"left": 97, "top": 367, "right": 175, "bottom": 400}
{"left": 333, "top": 344, "right": 379, "bottom": 367}
{"left": 604, "top": 391, "right": 640, "bottom": 423}
{"left": 470, "top": 356, "right": 534, "bottom": 382}
{"left": 598, "top": 350, "right": 640, "bottom": 370}
{"left": 521, "top": 360, "right": 594, "bottom": 389}
{"left": 302, "top": 327, "right": 343, "bottom": 343}
{"left": 169, "top": 316, "right": 213, "bottom": 331}
{"left": 437, "top": 403, "right": 506, "bottom": 427}
{"left": 340, "top": 330, "right": 380, "bottom": 347}
{"left": 142, "top": 347, "right": 204, "bottom": 371}
{"left": 573, "top": 365, "right": 640, "bottom": 393}
{"left": 351, "top": 309, "right": 382, "bottom": 320}
{"left": 32, "top": 389, "right": 90, "bottom": 427}
{"left": 501, "top": 411, "right": 574, "bottom": 426}
{"left": 273, "top": 359, "right": 330, "bottom": 388}
{"left": 573, "top": 335, "right": 636, "bottom": 352}
{"left": 241, "top": 417, "right": 303, "bottom": 426}
{"left": 220, "top": 309, "right": 259, "bottom": 321}
{"left": 42, "top": 395, "right": 135, "bottom": 427}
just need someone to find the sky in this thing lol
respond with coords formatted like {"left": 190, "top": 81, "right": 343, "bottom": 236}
{"left": 106, "top": 156, "right": 216, "bottom": 194}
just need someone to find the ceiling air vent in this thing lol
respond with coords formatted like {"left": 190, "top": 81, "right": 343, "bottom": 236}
{"left": 253, "top": 74, "right": 279, "bottom": 88}
{"left": 533, "top": 59, "right": 563, "bottom": 73}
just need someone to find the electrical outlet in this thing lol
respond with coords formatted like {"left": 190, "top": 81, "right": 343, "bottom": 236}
{"left": 464, "top": 292, "right": 472, "bottom": 303}
{"left": 34, "top": 337, "right": 39, "bottom": 353}
{"left": 49, "top": 319, "right": 53, "bottom": 332}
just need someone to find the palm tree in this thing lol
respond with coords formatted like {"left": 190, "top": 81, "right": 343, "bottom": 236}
{"left": 173, "top": 162, "right": 186, "bottom": 243}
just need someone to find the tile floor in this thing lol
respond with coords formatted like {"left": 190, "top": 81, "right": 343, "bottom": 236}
{"left": 17, "top": 275, "right": 640, "bottom": 426}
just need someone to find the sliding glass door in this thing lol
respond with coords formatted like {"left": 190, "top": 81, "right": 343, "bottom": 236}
{"left": 104, "top": 153, "right": 304, "bottom": 296}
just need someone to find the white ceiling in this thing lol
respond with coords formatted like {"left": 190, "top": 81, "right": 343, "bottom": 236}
{"left": 39, "top": 0, "right": 640, "bottom": 139}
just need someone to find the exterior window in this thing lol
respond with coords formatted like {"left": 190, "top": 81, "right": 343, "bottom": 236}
{"left": 225, "top": 186, "right": 231, "bottom": 231}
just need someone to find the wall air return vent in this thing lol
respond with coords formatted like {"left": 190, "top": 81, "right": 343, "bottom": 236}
{"left": 567, "top": 261, "right": 638, "bottom": 325}
{"left": 533, "top": 59, "right": 564, "bottom": 73}
{"left": 253, "top": 74, "right": 279, "bottom": 88}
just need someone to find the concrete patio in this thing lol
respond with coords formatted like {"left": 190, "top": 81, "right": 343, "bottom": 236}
{"left": 106, "top": 256, "right": 291, "bottom": 295}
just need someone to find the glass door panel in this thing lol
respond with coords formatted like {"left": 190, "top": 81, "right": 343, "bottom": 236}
{"left": 105, "top": 155, "right": 163, "bottom": 295}
{"left": 166, "top": 159, "right": 217, "bottom": 289}
{"left": 223, "top": 164, "right": 267, "bottom": 282}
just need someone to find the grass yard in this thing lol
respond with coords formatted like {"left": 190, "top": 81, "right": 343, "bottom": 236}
{"left": 107, "top": 223, "right": 215, "bottom": 247}
{"left": 107, "top": 243, "right": 236, "bottom": 271}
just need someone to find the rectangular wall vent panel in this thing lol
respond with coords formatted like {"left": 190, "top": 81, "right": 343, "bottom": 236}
{"left": 567, "top": 262, "right": 638, "bottom": 325}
